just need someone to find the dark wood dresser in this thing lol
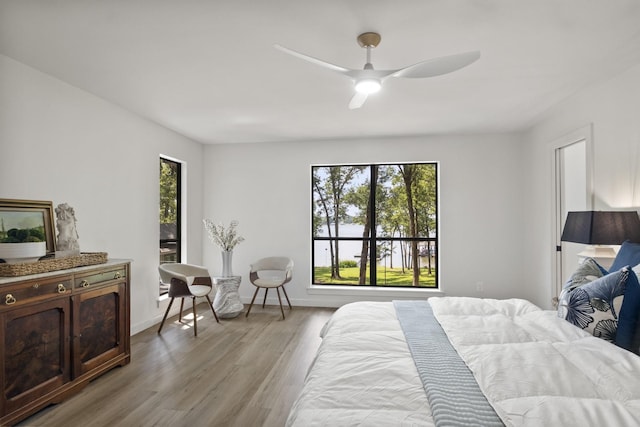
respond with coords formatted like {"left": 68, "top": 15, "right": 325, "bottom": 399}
{"left": 0, "top": 260, "right": 131, "bottom": 426}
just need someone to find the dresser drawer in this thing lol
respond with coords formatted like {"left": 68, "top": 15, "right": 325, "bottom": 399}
{"left": 74, "top": 266, "right": 127, "bottom": 290}
{"left": 0, "top": 275, "right": 72, "bottom": 309}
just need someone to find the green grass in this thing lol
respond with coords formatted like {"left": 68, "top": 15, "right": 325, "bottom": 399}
{"left": 313, "top": 266, "right": 437, "bottom": 287}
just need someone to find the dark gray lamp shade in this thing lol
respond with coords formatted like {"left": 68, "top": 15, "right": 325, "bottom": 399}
{"left": 561, "top": 211, "right": 640, "bottom": 244}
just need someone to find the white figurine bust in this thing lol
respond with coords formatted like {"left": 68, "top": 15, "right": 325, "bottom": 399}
{"left": 55, "top": 203, "right": 80, "bottom": 254}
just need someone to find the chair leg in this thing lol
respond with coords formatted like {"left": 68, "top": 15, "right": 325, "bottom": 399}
{"left": 281, "top": 285, "right": 292, "bottom": 310}
{"left": 246, "top": 286, "right": 260, "bottom": 317}
{"left": 192, "top": 296, "right": 198, "bottom": 337}
{"left": 179, "top": 298, "right": 185, "bottom": 322}
{"left": 205, "top": 295, "right": 220, "bottom": 323}
{"left": 262, "top": 288, "right": 269, "bottom": 308}
{"left": 276, "top": 287, "right": 285, "bottom": 320}
{"left": 158, "top": 297, "right": 175, "bottom": 334}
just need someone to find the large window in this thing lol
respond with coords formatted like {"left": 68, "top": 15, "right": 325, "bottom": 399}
{"left": 159, "top": 157, "right": 181, "bottom": 271}
{"left": 312, "top": 163, "right": 438, "bottom": 288}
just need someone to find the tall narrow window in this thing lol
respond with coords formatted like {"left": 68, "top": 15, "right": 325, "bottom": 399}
{"left": 159, "top": 157, "right": 181, "bottom": 274}
{"left": 312, "top": 162, "right": 438, "bottom": 288}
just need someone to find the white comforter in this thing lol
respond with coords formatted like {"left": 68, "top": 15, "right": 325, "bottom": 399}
{"left": 286, "top": 297, "right": 640, "bottom": 427}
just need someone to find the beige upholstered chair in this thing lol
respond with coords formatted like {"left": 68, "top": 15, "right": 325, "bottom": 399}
{"left": 246, "top": 257, "right": 294, "bottom": 320}
{"left": 158, "top": 263, "right": 219, "bottom": 336}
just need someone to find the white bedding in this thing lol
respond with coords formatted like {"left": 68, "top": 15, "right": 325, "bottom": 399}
{"left": 286, "top": 297, "right": 640, "bottom": 427}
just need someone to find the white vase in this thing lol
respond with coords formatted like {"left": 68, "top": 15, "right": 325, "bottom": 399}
{"left": 221, "top": 250, "right": 233, "bottom": 277}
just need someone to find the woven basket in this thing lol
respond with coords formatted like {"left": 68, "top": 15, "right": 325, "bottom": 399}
{"left": 0, "top": 252, "right": 108, "bottom": 277}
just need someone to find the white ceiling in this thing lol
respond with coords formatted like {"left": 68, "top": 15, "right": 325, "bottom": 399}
{"left": 1, "top": 0, "right": 640, "bottom": 144}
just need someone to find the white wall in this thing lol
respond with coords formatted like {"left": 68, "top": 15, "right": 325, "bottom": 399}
{"left": 203, "top": 134, "right": 526, "bottom": 307}
{"left": 522, "top": 62, "right": 640, "bottom": 308}
{"left": 0, "top": 54, "right": 205, "bottom": 334}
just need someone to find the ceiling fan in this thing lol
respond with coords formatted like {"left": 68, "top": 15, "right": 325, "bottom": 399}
{"left": 275, "top": 32, "right": 480, "bottom": 109}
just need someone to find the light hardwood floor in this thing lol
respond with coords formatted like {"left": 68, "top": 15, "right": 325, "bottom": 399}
{"left": 17, "top": 304, "right": 335, "bottom": 427}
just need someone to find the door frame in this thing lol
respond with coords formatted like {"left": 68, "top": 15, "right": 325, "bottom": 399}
{"left": 550, "top": 124, "right": 594, "bottom": 301}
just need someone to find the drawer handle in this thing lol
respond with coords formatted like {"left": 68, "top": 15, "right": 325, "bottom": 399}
{"left": 80, "top": 280, "right": 90, "bottom": 288}
{"left": 33, "top": 283, "right": 40, "bottom": 289}
{"left": 57, "top": 284, "right": 67, "bottom": 293}
{"left": 114, "top": 272, "right": 122, "bottom": 279}
{"left": 5, "top": 294, "right": 16, "bottom": 305}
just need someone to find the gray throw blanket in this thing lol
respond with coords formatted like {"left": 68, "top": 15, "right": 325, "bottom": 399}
{"left": 393, "top": 300, "right": 504, "bottom": 427}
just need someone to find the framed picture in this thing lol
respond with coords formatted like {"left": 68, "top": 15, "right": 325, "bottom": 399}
{"left": 0, "top": 198, "right": 56, "bottom": 255}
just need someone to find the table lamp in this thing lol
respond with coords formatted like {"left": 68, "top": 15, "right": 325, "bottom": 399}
{"left": 561, "top": 210, "right": 640, "bottom": 262}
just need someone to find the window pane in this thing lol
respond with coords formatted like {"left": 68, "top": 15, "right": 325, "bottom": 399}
{"left": 375, "top": 239, "right": 437, "bottom": 287}
{"left": 312, "top": 166, "right": 370, "bottom": 238}
{"left": 313, "top": 240, "right": 370, "bottom": 285}
{"left": 376, "top": 164, "right": 437, "bottom": 239}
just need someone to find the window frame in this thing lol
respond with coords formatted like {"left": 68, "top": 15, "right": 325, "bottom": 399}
{"left": 311, "top": 162, "right": 439, "bottom": 289}
{"left": 159, "top": 156, "right": 182, "bottom": 267}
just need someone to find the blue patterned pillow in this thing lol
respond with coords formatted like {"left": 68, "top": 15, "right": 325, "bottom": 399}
{"left": 615, "top": 268, "right": 640, "bottom": 352}
{"left": 558, "top": 268, "right": 630, "bottom": 343}
{"left": 562, "top": 258, "right": 607, "bottom": 292}
{"left": 557, "top": 258, "right": 606, "bottom": 309}
{"left": 610, "top": 240, "right": 640, "bottom": 272}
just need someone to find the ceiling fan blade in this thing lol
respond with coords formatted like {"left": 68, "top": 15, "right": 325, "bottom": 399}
{"left": 274, "top": 44, "right": 351, "bottom": 74}
{"left": 392, "top": 51, "right": 480, "bottom": 79}
{"left": 349, "top": 92, "right": 368, "bottom": 109}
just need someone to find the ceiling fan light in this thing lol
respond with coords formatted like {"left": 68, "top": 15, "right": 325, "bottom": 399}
{"left": 355, "top": 79, "right": 381, "bottom": 94}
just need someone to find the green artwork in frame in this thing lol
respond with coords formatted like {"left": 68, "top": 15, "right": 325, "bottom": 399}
{"left": 0, "top": 199, "right": 56, "bottom": 254}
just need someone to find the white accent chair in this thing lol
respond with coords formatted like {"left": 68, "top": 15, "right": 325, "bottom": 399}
{"left": 246, "top": 257, "right": 294, "bottom": 320}
{"left": 158, "top": 263, "right": 219, "bottom": 336}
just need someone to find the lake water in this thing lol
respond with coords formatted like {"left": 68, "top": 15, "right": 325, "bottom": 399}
{"left": 315, "top": 223, "right": 405, "bottom": 267}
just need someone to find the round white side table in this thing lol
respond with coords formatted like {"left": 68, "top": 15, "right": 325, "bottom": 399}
{"left": 211, "top": 276, "right": 243, "bottom": 318}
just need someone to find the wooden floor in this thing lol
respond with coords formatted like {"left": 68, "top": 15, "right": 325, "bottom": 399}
{"left": 17, "top": 304, "right": 335, "bottom": 427}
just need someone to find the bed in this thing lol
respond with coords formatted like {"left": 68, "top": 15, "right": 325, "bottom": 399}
{"left": 286, "top": 297, "right": 640, "bottom": 426}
